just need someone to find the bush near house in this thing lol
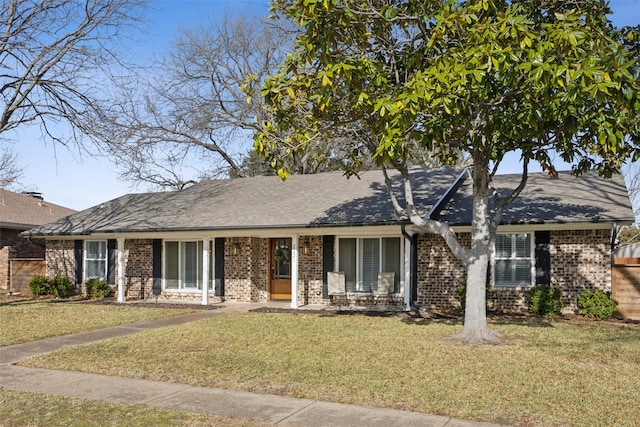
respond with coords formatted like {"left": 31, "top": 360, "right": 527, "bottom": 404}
{"left": 28, "top": 275, "right": 75, "bottom": 299}
{"left": 85, "top": 278, "right": 111, "bottom": 299}
{"left": 28, "top": 275, "right": 50, "bottom": 297}
{"left": 528, "top": 284, "right": 564, "bottom": 316}
{"left": 578, "top": 289, "right": 618, "bottom": 319}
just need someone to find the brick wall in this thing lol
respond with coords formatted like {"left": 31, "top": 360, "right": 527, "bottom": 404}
{"left": 224, "top": 237, "right": 269, "bottom": 302}
{"left": 299, "top": 235, "right": 324, "bottom": 305}
{"left": 550, "top": 229, "right": 611, "bottom": 312}
{"left": 0, "top": 227, "right": 45, "bottom": 258}
{"left": 121, "top": 239, "right": 154, "bottom": 299}
{"left": 0, "top": 246, "right": 15, "bottom": 289}
{"left": 416, "top": 229, "right": 613, "bottom": 313}
{"left": 416, "top": 233, "right": 468, "bottom": 310}
{"left": 45, "top": 239, "right": 77, "bottom": 284}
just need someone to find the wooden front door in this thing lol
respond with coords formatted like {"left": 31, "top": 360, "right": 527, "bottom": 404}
{"left": 270, "top": 238, "right": 292, "bottom": 300}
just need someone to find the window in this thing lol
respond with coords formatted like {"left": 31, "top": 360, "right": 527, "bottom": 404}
{"left": 85, "top": 240, "right": 107, "bottom": 280}
{"left": 165, "top": 241, "right": 214, "bottom": 291}
{"left": 337, "top": 237, "right": 402, "bottom": 293}
{"left": 493, "top": 233, "right": 534, "bottom": 286}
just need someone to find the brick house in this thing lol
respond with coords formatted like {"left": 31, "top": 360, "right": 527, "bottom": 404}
{"left": 23, "top": 167, "right": 634, "bottom": 313}
{"left": 1, "top": 189, "right": 76, "bottom": 294}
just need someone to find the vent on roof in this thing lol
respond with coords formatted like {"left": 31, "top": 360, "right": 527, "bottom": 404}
{"left": 22, "top": 191, "right": 44, "bottom": 200}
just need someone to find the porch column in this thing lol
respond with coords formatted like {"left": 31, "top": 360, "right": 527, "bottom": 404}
{"left": 291, "top": 234, "right": 299, "bottom": 308}
{"left": 202, "top": 238, "right": 210, "bottom": 305}
{"left": 117, "top": 237, "right": 125, "bottom": 303}
{"left": 404, "top": 233, "right": 412, "bottom": 311}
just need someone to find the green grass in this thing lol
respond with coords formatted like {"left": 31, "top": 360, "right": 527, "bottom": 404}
{"left": 0, "top": 298, "right": 194, "bottom": 346}
{"left": 19, "top": 312, "right": 640, "bottom": 426}
{"left": 0, "top": 389, "right": 271, "bottom": 426}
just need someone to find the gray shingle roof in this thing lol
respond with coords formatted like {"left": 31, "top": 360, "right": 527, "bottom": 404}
{"left": 22, "top": 167, "right": 634, "bottom": 237}
{"left": 23, "top": 167, "right": 464, "bottom": 236}
{"left": 435, "top": 170, "right": 634, "bottom": 225}
{"left": 0, "top": 189, "right": 76, "bottom": 229}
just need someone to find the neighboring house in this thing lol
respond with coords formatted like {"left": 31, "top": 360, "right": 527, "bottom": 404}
{"left": 23, "top": 167, "right": 634, "bottom": 313}
{"left": 0, "top": 189, "right": 76, "bottom": 293}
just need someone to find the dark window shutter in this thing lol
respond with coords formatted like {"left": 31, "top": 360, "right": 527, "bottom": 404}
{"left": 215, "top": 238, "right": 225, "bottom": 297}
{"left": 535, "top": 231, "right": 551, "bottom": 285}
{"left": 74, "top": 240, "right": 83, "bottom": 285}
{"left": 152, "top": 239, "right": 162, "bottom": 295}
{"left": 107, "top": 239, "right": 116, "bottom": 284}
{"left": 411, "top": 234, "right": 418, "bottom": 303}
{"left": 322, "top": 235, "right": 335, "bottom": 299}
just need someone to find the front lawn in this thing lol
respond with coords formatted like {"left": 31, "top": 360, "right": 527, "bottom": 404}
{"left": 20, "top": 312, "right": 640, "bottom": 426}
{"left": 0, "top": 298, "right": 194, "bottom": 346}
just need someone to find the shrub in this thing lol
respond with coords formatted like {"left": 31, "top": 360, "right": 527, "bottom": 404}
{"left": 528, "top": 284, "right": 563, "bottom": 316}
{"left": 49, "top": 275, "right": 74, "bottom": 299}
{"left": 28, "top": 275, "right": 50, "bottom": 297}
{"left": 85, "top": 278, "right": 111, "bottom": 299}
{"left": 578, "top": 289, "right": 618, "bottom": 319}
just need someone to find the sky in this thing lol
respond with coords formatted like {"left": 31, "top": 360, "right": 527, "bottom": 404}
{"left": 4, "top": 0, "right": 640, "bottom": 211}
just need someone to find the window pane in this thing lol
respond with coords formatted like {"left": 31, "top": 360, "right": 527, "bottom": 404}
{"left": 494, "top": 260, "right": 511, "bottom": 285}
{"left": 494, "top": 233, "right": 533, "bottom": 286}
{"left": 360, "top": 238, "right": 380, "bottom": 292}
{"left": 86, "top": 260, "right": 106, "bottom": 280}
{"left": 339, "top": 238, "right": 357, "bottom": 292}
{"left": 514, "top": 260, "right": 531, "bottom": 282}
{"left": 165, "top": 242, "right": 179, "bottom": 289}
{"left": 182, "top": 241, "right": 199, "bottom": 289}
{"left": 85, "top": 241, "right": 106, "bottom": 280}
{"left": 86, "top": 241, "right": 106, "bottom": 259}
{"left": 495, "top": 235, "right": 512, "bottom": 258}
{"left": 382, "top": 237, "right": 401, "bottom": 292}
{"left": 515, "top": 234, "right": 531, "bottom": 258}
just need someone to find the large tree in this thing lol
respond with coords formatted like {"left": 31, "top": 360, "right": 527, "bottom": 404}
{"left": 0, "top": 0, "right": 145, "bottom": 144}
{"left": 85, "top": 14, "right": 386, "bottom": 189}
{"left": 256, "top": 0, "right": 640, "bottom": 343}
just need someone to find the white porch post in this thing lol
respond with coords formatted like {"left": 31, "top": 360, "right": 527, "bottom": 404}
{"left": 202, "top": 238, "right": 210, "bottom": 305}
{"left": 117, "top": 237, "right": 125, "bottom": 303}
{"left": 291, "top": 234, "right": 299, "bottom": 308}
{"left": 404, "top": 233, "right": 413, "bottom": 311}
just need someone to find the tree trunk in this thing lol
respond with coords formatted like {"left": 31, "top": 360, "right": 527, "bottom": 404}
{"left": 448, "top": 157, "right": 502, "bottom": 344}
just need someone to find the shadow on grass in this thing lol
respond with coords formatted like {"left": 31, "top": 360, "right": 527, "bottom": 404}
{"left": 0, "top": 297, "right": 41, "bottom": 307}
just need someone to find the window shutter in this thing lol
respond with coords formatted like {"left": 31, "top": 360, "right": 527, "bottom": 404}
{"left": 410, "top": 234, "right": 418, "bottom": 302}
{"left": 215, "top": 238, "right": 225, "bottom": 297}
{"left": 152, "top": 239, "right": 162, "bottom": 295}
{"left": 107, "top": 239, "right": 116, "bottom": 285}
{"left": 74, "top": 240, "right": 83, "bottom": 285}
{"left": 322, "top": 235, "right": 334, "bottom": 298}
{"left": 535, "top": 231, "right": 550, "bottom": 285}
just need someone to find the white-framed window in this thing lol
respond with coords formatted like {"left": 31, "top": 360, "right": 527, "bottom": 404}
{"left": 85, "top": 240, "right": 107, "bottom": 280}
{"left": 337, "top": 237, "right": 402, "bottom": 293}
{"left": 493, "top": 233, "right": 535, "bottom": 287}
{"left": 164, "top": 240, "right": 214, "bottom": 291}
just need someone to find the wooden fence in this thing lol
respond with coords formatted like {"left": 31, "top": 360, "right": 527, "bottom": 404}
{"left": 9, "top": 259, "right": 45, "bottom": 296}
{"left": 612, "top": 258, "right": 640, "bottom": 321}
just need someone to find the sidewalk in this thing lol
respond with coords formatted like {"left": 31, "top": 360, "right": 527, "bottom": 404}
{"left": 0, "top": 303, "right": 503, "bottom": 427}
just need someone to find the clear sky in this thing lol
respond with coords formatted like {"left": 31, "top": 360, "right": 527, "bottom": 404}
{"left": 5, "top": 0, "right": 640, "bottom": 211}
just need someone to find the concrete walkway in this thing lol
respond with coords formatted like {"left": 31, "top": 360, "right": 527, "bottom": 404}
{"left": 0, "top": 303, "right": 503, "bottom": 427}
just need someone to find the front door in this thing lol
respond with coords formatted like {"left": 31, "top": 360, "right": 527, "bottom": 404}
{"left": 270, "top": 238, "right": 292, "bottom": 300}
